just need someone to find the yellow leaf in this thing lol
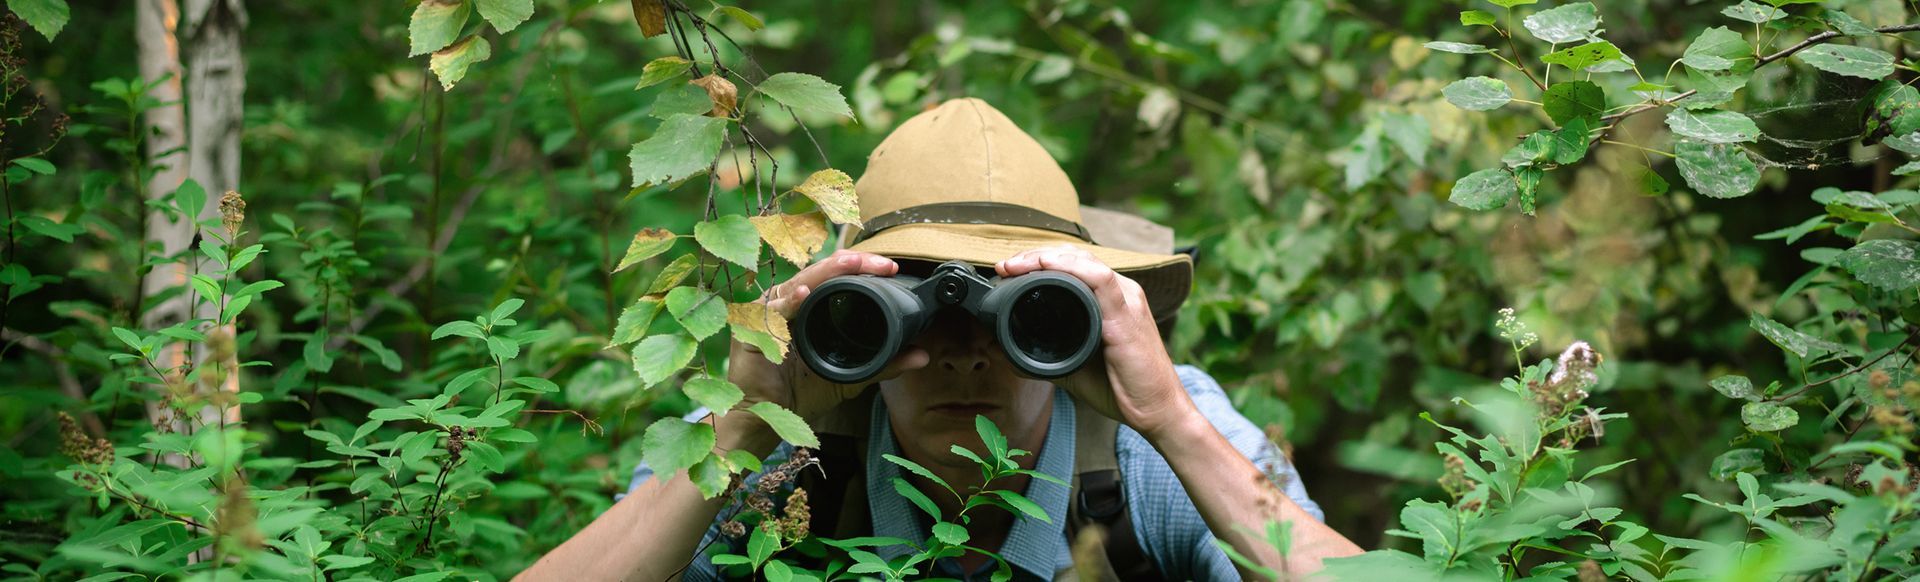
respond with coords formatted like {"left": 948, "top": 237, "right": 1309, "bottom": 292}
{"left": 749, "top": 212, "right": 828, "bottom": 267}
{"left": 631, "top": 0, "right": 666, "bottom": 38}
{"left": 615, "top": 228, "right": 677, "bottom": 273}
{"left": 647, "top": 253, "right": 699, "bottom": 295}
{"left": 792, "top": 169, "right": 860, "bottom": 227}
{"left": 727, "top": 302, "right": 790, "bottom": 361}
{"left": 689, "top": 74, "right": 738, "bottom": 118}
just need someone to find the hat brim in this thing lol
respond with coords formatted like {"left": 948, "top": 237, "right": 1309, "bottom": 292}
{"left": 844, "top": 223, "right": 1193, "bottom": 320}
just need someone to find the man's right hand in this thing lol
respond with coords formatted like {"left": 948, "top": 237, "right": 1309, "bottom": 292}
{"left": 727, "top": 250, "right": 930, "bottom": 431}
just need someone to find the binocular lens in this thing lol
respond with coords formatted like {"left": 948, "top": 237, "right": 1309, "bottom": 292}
{"left": 1007, "top": 286, "right": 1091, "bottom": 364}
{"left": 805, "top": 290, "right": 888, "bottom": 368}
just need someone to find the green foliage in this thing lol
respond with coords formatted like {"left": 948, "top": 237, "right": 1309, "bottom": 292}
{"left": 8, "top": 0, "right": 1920, "bottom": 579}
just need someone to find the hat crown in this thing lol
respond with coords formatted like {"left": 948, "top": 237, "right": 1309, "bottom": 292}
{"left": 855, "top": 98, "right": 1082, "bottom": 224}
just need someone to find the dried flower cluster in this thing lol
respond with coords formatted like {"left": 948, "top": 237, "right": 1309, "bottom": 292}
{"left": 1438, "top": 453, "right": 1471, "bottom": 499}
{"left": 722, "top": 447, "right": 820, "bottom": 540}
{"left": 214, "top": 477, "right": 263, "bottom": 551}
{"left": 58, "top": 412, "right": 113, "bottom": 466}
{"left": 219, "top": 190, "right": 247, "bottom": 234}
{"left": 446, "top": 426, "right": 470, "bottom": 462}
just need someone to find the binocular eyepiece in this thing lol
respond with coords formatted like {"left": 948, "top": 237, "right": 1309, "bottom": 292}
{"left": 792, "top": 260, "right": 1101, "bottom": 384}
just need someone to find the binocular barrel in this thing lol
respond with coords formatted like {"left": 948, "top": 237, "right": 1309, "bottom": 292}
{"left": 792, "top": 261, "right": 1101, "bottom": 384}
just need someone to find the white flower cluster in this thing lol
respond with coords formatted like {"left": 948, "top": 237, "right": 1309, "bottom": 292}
{"left": 1496, "top": 307, "right": 1539, "bottom": 350}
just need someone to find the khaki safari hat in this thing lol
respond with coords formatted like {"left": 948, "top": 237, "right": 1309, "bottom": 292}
{"left": 840, "top": 98, "right": 1193, "bottom": 320}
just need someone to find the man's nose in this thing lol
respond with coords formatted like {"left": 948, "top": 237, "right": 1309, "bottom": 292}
{"left": 922, "top": 311, "right": 994, "bottom": 372}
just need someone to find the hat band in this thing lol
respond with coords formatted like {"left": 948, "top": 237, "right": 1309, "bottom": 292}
{"left": 848, "top": 202, "right": 1094, "bottom": 245}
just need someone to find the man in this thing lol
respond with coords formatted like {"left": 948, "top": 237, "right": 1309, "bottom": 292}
{"left": 524, "top": 98, "right": 1361, "bottom": 580}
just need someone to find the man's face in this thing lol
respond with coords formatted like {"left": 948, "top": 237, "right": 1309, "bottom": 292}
{"left": 878, "top": 306, "right": 1054, "bottom": 473}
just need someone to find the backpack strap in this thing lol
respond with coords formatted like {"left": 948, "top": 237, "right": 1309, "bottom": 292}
{"left": 798, "top": 387, "right": 877, "bottom": 540}
{"left": 1067, "top": 398, "right": 1165, "bottom": 581}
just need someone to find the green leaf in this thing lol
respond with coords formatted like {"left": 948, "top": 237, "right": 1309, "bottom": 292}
{"left": 1837, "top": 239, "right": 1920, "bottom": 292}
{"left": 1741, "top": 401, "right": 1799, "bottom": 432}
{"left": 635, "top": 56, "right": 694, "bottom": 90}
{"left": 474, "top": 0, "right": 532, "bottom": 33}
{"left": 665, "top": 287, "right": 727, "bottom": 341}
{"left": 1797, "top": 44, "right": 1896, "bottom": 80}
{"left": 1827, "top": 10, "right": 1875, "bottom": 36}
{"left": 1503, "top": 131, "right": 1556, "bottom": 168}
{"left": 1549, "top": 118, "right": 1591, "bottom": 165}
{"left": 1710, "top": 375, "right": 1757, "bottom": 400}
{"left": 611, "top": 297, "right": 664, "bottom": 347}
{"left": 975, "top": 415, "right": 1009, "bottom": 465}
{"left": 408, "top": 0, "right": 470, "bottom": 57}
{"left": 641, "top": 418, "right": 715, "bottom": 478}
{"left": 629, "top": 114, "right": 728, "bottom": 188}
{"left": 988, "top": 490, "right": 1051, "bottom": 523}
{"left": 693, "top": 215, "right": 761, "bottom": 270}
{"left": 650, "top": 84, "right": 715, "bottom": 120}
{"left": 432, "top": 320, "right": 485, "bottom": 340}
{"left": 1543, "top": 81, "right": 1606, "bottom": 126}
{"left": 350, "top": 335, "right": 404, "bottom": 372}
{"left": 174, "top": 180, "right": 207, "bottom": 221}
{"left": 1381, "top": 112, "right": 1430, "bottom": 166}
{"left": 746, "top": 401, "right": 819, "bottom": 448}
{"left": 490, "top": 298, "right": 525, "bottom": 321}
{"left": 1675, "top": 141, "right": 1760, "bottom": 199}
{"left": 1459, "top": 10, "right": 1497, "bottom": 27}
{"left": 748, "top": 525, "right": 776, "bottom": 567}
{"left": 614, "top": 228, "right": 676, "bottom": 273}
{"left": 932, "top": 522, "right": 970, "bottom": 545}
{"left": 10, "top": 157, "right": 54, "bottom": 175}
{"left": 18, "top": 216, "right": 83, "bottom": 242}
{"left": 1722, "top": 1, "right": 1784, "bottom": 23}
{"left": 429, "top": 36, "right": 492, "bottom": 91}
{"left": 713, "top": 6, "right": 764, "bottom": 31}
{"left": 1514, "top": 166, "right": 1543, "bottom": 214}
{"left": 7, "top": 0, "right": 69, "bottom": 40}
{"left": 648, "top": 253, "right": 700, "bottom": 294}
{"left": 688, "top": 455, "right": 730, "bottom": 498}
{"left": 755, "top": 72, "right": 854, "bottom": 119}
{"left": 892, "top": 477, "right": 941, "bottom": 519}
{"left": 1443, "top": 77, "right": 1512, "bottom": 111}
{"left": 1539, "top": 41, "right": 1624, "bottom": 71}
{"left": 1448, "top": 168, "right": 1516, "bottom": 211}
{"left": 883, "top": 454, "right": 955, "bottom": 496}
{"left": 1710, "top": 449, "right": 1765, "bottom": 480}
{"left": 465, "top": 441, "right": 506, "bottom": 472}
{"left": 763, "top": 559, "right": 793, "bottom": 582}
{"left": 632, "top": 333, "right": 697, "bottom": 388}
{"left": 486, "top": 336, "right": 520, "bottom": 360}
{"left": 1522, "top": 2, "right": 1598, "bottom": 44}
{"left": 1666, "top": 108, "right": 1761, "bottom": 144}
{"left": 682, "top": 375, "right": 744, "bottom": 415}
{"left": 1424, "top": 42, "right": 1494, "bottom": 55}
{"left": 1749, "top": 314, "right": 1850, "bottom": 359}
{"left": 1682, "top": 27, "right": 1751, "bottom": 72}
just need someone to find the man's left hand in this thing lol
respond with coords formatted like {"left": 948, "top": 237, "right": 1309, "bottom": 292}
{"left": 995, "top": 245, "right": 1196, "bottom": 439}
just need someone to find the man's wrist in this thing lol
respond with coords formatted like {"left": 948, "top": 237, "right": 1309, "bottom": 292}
{"left": 713, "top": 409, "right": 783, "bottom": 458}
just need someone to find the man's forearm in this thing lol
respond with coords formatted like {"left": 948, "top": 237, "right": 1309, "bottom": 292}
{"left": 1144, "top": 410, "right": 1363, "bottom": 578}
{"left": 518, "top": 414, "right": 779, "bottom": 581}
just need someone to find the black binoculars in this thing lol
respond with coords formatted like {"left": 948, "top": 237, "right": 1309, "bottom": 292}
{"left": 792, "top": 260, "right": 1102, "bottom": 384}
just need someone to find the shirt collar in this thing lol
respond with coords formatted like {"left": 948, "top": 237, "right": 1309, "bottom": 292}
{"left": 865, "top": 387, "right": 1078, "bottom": 579}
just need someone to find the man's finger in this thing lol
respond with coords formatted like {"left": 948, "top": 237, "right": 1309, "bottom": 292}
{"left": 775, "top": 251, "right": 898, "bottom": 300}
{"left": 868, "top": 346, "right": 931, "bottom": 383}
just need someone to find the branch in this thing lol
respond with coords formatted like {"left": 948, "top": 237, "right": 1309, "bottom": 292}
{"left": 1602, "top": 23, "right": 1920, "bottom": 125}
{"left": 2, "top": 327, "right": 104, "bottom": 436}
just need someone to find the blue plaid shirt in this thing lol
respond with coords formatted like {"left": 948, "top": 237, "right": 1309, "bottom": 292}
{"left": 625, "top": 365, "right": 1324, "bottom": 580}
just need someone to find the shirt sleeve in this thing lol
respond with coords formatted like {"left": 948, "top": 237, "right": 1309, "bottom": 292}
{"left": 619, "top": 408, "right": 794, "bottom": 581}
{"left": 1174, "top": 365, "right": 1325, "bottom": 522}
{"left": 1129, "top": 366, "right": 1326, "bottom": 579}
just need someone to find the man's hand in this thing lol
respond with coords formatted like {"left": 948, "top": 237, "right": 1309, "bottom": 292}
{"left": 994, "top": 245, "right": 1194, "bottom": 439}
{"left": 729, "top": 250, "right": 930, "bottom": 426}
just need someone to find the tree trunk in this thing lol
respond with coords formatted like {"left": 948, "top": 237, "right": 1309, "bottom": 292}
{"left": 134, "top": 0, "right": 248, "bottom": 462}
